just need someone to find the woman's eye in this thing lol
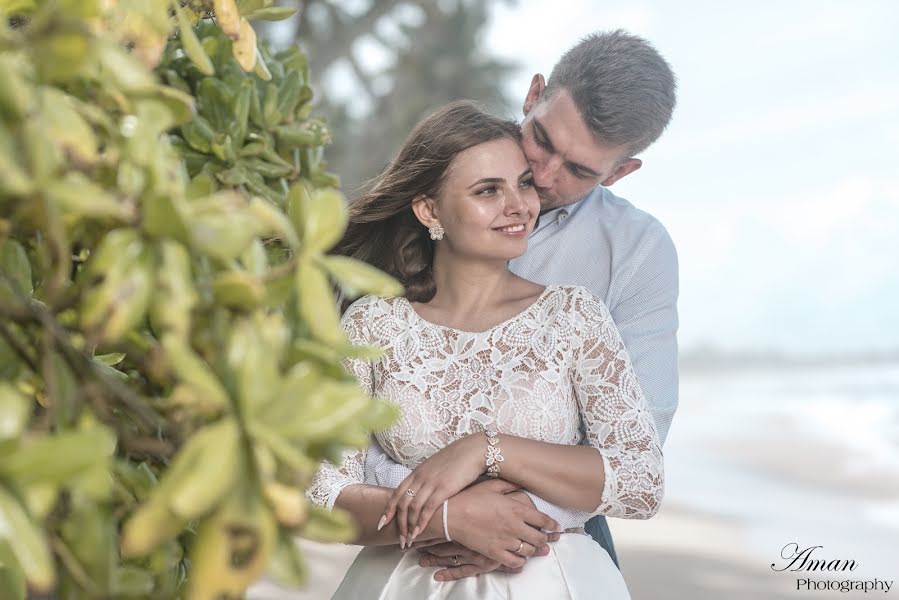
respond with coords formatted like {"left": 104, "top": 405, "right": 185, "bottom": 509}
{"left": 476, "top": 186, "right": 497, "bottom": 196}
{"left": 520, "top": 177, "right": 534, "bottom": 188}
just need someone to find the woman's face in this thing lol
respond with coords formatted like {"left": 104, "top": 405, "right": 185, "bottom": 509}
{"left": 426, "top": 137, "right": 539, "bottom": 262}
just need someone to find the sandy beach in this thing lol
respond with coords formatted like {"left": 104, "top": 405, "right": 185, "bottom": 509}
{"left": 249, "top": 364, "right": 899, "bottom": 599}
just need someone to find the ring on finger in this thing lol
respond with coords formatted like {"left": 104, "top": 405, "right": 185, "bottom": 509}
{"left": 515, "top": 541, "right": 524, "bottom": 555}
{"left": 451, "top": 555, "right": 461, "bottom": 566}
{"left": 405, "top": 489, "right": 416, "bottom": 497}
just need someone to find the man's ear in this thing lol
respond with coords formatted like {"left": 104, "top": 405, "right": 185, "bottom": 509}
{"left": 523, "top": 74, "right": 546, "bottom": 116}
{"left": 601, "top": 158, "right": 642, "bottom": 187}
{"left": 410, "top": 194, "right": 438, "bottom": 227}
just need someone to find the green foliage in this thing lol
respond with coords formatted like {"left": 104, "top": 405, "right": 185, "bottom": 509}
{"left": 0, "top": 1, "right": 400, "bottom": 598}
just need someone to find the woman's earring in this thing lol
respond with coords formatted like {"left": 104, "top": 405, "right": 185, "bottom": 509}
{"left": 429, "top": 224, "right": 445, "bottom": 241}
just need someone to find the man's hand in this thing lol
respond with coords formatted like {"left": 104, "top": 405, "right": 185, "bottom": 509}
{"left": 413, "top": 482, "right": 560, "bottom": 581}
{"left": 414, "top": 531, "right": 561, "bottom": 582}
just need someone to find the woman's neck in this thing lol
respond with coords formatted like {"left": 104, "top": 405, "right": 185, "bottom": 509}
{"left": 427, "top": 254, "right": 519, "bottom": 312}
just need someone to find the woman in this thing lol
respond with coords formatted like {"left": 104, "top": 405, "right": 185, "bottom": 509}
{"left": 305, "top": 101, "right": 663, "bottom": 599}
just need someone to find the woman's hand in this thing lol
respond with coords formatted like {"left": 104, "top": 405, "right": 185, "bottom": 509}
{"left": 380, "top": 433, "right": 486, "bottom": 546}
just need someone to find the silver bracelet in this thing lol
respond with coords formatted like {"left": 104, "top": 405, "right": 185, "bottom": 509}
{"left": 442, "top": 499, "right": 452, "bottom": 541}
{"left": 484, "top": 426, "right": 504, "bottom": 477}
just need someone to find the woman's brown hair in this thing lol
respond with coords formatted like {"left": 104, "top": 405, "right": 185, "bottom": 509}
{"left": 332, "top": 100, "right": 522, "bottom": 312}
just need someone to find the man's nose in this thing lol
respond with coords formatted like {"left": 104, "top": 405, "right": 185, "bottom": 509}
{"left": 531, "top": 156, "right": 561, "bottom": 188}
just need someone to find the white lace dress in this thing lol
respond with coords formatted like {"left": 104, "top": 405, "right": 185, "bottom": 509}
{"left": 306, "top": 285, "right": 664, "bottom": 599}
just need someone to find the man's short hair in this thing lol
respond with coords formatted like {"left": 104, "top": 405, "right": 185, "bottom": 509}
{"left": 545, "top": 29, "right": 677, "bottom": 157}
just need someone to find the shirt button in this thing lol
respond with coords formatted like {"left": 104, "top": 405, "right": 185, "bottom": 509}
{"left": 558, "top": 212, "right": 568, "bottom": 222}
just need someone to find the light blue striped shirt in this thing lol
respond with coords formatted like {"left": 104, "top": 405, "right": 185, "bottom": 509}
{"left": 362, "top": 184, "right": 679, "bottom": 531}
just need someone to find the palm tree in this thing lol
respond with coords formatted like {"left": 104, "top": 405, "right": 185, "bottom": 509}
{"left": 272, "top": 0, "right": 519, "bottom": 193}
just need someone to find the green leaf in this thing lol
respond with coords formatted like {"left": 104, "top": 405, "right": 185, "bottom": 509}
{"left": 0, "top": 487, "right": 54, "bottom": 592}
{"left": 295, "top": 258, "right": 342, "bottom": 345}
{"left": 0, "top": 428, "right": 116, "bottom": 486}
{"left": 111, "top": 566, "right": 155, "bottom": 597}
{"left": 150, "top": 84, "right": 197, "bottom": 125}
{"left": 273, "top": 380, "right": 370, "bottom": 442}
{"left": 266, "top": 532, "right": 307, "bottom": 588}
{"left": 45, "top": 171, "right": 133, "bottom": 222}
{"left": 39, "top": 88, "right": 98, "bottom": 165}
{"left": 0, "top": 541, "right": 26, "bottom": 600}
{"left": 248, "top": 422, "right": 317, "bottom": 476}
{"left": 0, "top": 1, "right": 37, "bottom": 13}
{"left": 317, "top": 255, "right": 403, "bottom": 299}
{"left": 60, "top": 498, "right": 114, "bottom": 591}
{"left": 0, "top": 384, "right": 29, "bottom": 442}
{"left": 32, "top": 31, "right": 90, "bottom": 83}
{"left": 300, "top": 188, "right": 347, "bottom": 255}
{"left": 299, "top": 505, "right": 356, "bottom": 544}
{"left": 166, "top": 419, "right": 240, "bottom": 520}
{"left": 248, "top": 196, "right": 299, "bottom": 249}
{"left": 0, "top": 54, "right": 32, "bottom": 118}
{"left": 93, "top": 353, "right": 126, "bottom": 367}
{"left": 244, "top": 7, "right": 296, "bottom": 21}
{"left": 160, "top": 334, "right": 230, "bottom": 413}
{"left": 213, "top": 270, "right": 267, "bottom": 310}
{"left": 0, "top": 240, "right": 32, "bottom": 304}
{"left": 173, "top": 1, "right": 215, "bottom": 76}
{"left": 225, "top": 318, "right": 280, "bottom": 412}
{"left": 96, "top": 41, "right": 156, "bottom": 92}
{"left": 50, "top": 352, "right": 78, "bottom": 430}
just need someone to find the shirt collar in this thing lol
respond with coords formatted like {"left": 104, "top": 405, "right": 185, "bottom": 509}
{"left": 532, "top": 187, "right": 596, "bottom": 231}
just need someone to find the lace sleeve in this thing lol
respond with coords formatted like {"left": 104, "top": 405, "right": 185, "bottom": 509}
{"left": 571, "top": 288, "right": 664, "bottom": 519}
{"left": 305, "top": 298, "right": 374, "bottom": 510}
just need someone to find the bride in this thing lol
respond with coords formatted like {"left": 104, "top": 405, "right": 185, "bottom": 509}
{"left": 305, "top": 101, "right": 663, "bottom": 599}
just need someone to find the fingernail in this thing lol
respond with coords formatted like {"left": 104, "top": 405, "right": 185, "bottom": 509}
{"left": 399, "top": 535, "right": 406, "bottom": 550}
{"left": 377, "top": 514, "right": 387, "bottom": 531}
{"left": 411, "top": 526, "right": 421, "bottom": 541}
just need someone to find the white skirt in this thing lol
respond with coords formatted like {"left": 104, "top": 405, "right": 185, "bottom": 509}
{"left": 330, "top": 532, "right": 630, "bottom": 599}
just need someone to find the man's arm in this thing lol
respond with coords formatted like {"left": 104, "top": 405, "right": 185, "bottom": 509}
{"left": 610, "top": 224, "right": 679, "bottom": 444}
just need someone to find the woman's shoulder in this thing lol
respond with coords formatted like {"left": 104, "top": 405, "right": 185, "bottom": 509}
{"left": 549, "top": 285, "right": 613, "bottom": 323}
{"left": 550, "top": 284, "right": 602, "bottom": 304}
{"left": 341, "top": 293, "right": 405, "bottom": 323}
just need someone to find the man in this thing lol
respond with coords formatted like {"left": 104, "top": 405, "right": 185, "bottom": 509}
{"left": 361, "top": 29, "right": 678, "bottom": 581}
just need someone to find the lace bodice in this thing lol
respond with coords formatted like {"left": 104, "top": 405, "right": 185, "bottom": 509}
{"left": 306, "top": 285, "right": 664, "bottom": 520}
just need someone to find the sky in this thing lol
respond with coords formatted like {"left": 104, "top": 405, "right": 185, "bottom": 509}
{"left": 482, "top": 0, "right": 899, "bottom": 354}
{"left": 313, "top": 0, "right": 899, "bottom": 355}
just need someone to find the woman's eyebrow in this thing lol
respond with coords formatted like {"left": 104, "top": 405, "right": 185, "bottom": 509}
{"left": 467, "top": 177, "right": 504, "bottom": 189}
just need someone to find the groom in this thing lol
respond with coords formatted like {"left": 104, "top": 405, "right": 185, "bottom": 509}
{"left": 363, "top": 29, "right": 678, "bottom": 579}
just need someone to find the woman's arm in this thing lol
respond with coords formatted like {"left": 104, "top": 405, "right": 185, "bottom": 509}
{"left": 498, "top": 290, "right": 664, "bottom": 519}
{"left": 334, "top": 483, "right": 446, "bottom": 546}
{"left": 390, "top": 288, "right": 664, "bottom": 539}
{"left": 473, "top": 435, "right": 606, "bottom": 513}
{"left": 364, "top": 442, "right": 592, "bottom": 530}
